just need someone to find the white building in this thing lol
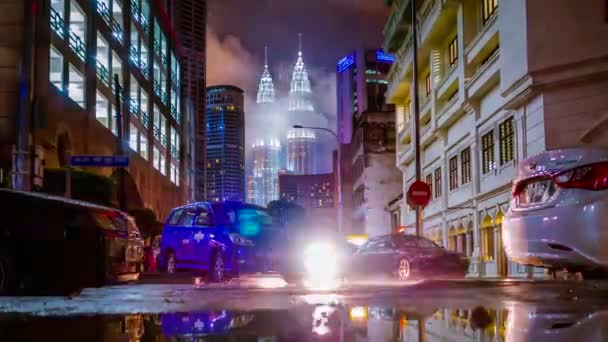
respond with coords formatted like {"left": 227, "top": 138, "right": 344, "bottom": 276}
{"left": 383, "top": 0, "right": 608, "bottom": 277}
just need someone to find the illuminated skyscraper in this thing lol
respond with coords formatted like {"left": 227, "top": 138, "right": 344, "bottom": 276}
{"left": 250, "top": 139, "right": 281, "bottom": 206}
{"left": 256, "top": 47, "right": 275, "bottom": 105}
{"left": 287, "top": 34, "right": 317, "bottom": 174}
{"left": 287, "top": 128, "right": 316, "bottom": 175}
{"left": 205, "top": 86, "right": 245, "bottom": 202}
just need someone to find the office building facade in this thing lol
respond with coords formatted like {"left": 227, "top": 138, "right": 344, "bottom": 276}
{"left": 0, "top": 0, "right": 191, "bottom": 219}
{"left": 205, "top": 85, "right": 245, "bottom": 201}
{"left": 249, "top": 139, "right": 281, "bottom": 206}
{"left": 170, "top": 0, "right": 207, "bottom": 201}
{"left": 336, "top": 48, "right": 401, "bottom": 236}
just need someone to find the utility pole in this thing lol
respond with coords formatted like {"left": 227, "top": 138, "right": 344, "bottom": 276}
{"left": 114, "top": 74, "right": 127, "bottom": 212}
{"left": 411, "top": 0, "right": 423, "bottom": 237}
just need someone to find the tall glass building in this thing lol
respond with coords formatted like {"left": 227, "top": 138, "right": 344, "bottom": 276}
{"left": 287, "top": 35, "right": 317, "bottom": 174}
{"left": 205, "top": 85, "right": 245, "bottom": 201}
{"left": 250, "top": 139, "right": 281, "bottom": 206}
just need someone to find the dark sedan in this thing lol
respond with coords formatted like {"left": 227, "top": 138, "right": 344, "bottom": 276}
{"left": 349, "top": 234, "right": 469, "bottom": 280}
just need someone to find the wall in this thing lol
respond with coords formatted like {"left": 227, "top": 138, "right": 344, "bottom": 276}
{"left": 362, "top": 153, "right": 402, "bottom": 238}
{"left": 498, "top": 0, "right": 528, "bottom": 94}
{"left": 526, "top": 0, "right": 608, "bottom": 74}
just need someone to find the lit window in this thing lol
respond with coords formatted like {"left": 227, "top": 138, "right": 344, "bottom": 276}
{"left": 153, "top": 105, "right": 160, "bottom": 138}
{"left": 96, "top": 91, "right": 109, "bottom": 128}
{"left": 425, "top": 73, "right": 431, "bottom": 97}
{"left": 68, "top": 64, "right": 84, "bottom": 108}
{"left": 51, "top": 0, "right": 65, "bottom": 19}
{"left": 129, "top": 123, "right": 138, "bottom": 151}
{"left": 499, "top": 117, "right": 514, "bottom": 165}
{"left": 449, "top": 156, "right": 458, "bottom": 191}
{"left": 112, "top": 51, "right": 123, "bottom": 87}
{"left": 140, "top": 88, "right": 149, "bottom": 123}
{"left": 110, "top": 105, "right": 118, "bottom": 135}
{"left": 482, "top": 0, "right": 499, "bottom": 24}
{"left": 434, "top": 168, "right": 442, "bottom": 198}
{"left": 425, "top": 174, "right": 433, "bottom": 198}
{"left": 160, "top": 114, "right": 167, "bottom": 145}
{"left": 50, "top": 46, "right": 64, "bottom": 90}
{"left": 68, "top": 0, "right": 86, "bottom": 39}
{"left": 461, "top": 148, "right": 471, "bottom": 184}
{"left": 171, "top": 163, "right": 177, "bottom": 184}
{"left": 130, "top": 22, "right": 140, "bottom": 65}
{"left": 112, "top": 0, "right": 124, "bottom": 35}
{"left": 140, "top": 133, "right": 148, "bottom": 160}
{"left": 96, "top": 32, "right": 110, "bottom": 81}
{"left": 482, "top": 131, "right": 495, "bottom": 174}
{"left": 160, "top": 153, "right": 166, "bottom": 175}
{"left": 448, "top": 36, "right": 458, "bottom": 66}
{"left": 153, "top": 146, "right": 160, "bottom": 170}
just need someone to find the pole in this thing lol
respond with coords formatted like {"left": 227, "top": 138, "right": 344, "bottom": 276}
{"left": 114, "top": 74, "right": 127, "bottom": 212}
{"left": 337, "top": 140, "right": 342, "bottom": 233}
{"left": 65, "top": 167, "right": 71, "bottom": 198}
{"left": 411, "top": 0, "right": 423, "bottom": 237}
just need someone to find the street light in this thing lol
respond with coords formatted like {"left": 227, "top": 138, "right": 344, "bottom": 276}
{"left": 292, "top": 125, "right": 342, "bottom": 233}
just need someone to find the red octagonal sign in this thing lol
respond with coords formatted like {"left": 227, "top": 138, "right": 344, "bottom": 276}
{"left": 407, "top": 180, "right": 432, "bottom": 208}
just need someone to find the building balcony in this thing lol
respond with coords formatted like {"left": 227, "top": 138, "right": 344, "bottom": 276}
{"left": 465, "top": 12, "right": 499, "bottom": 67}
{"left": 49, "top": 7, "right": 65, "bottom": 39}
{"left": 435, "top": 64, "right": 459, "bottom": 101}
{"left": 383, "top": 0, "right": 411, "bottom": 53}
{"left": 68, "top": 30, "right": 86, "bottom": 62}
{"left": 418, "top": 0, "right": 457, "bottom": 48}
{"left": 397, "top": 141, "right": 414, "bottom": 166}
{"left": 435, "top": 92, "right": 463, "bottom": 129}
{"left": 397, "top": 120, "right": 412, "bottom": 144}
{"left": 466, "top": 49, "right": 500, "bottom": 100}
{"left": 96, "top": 62, "right": 110, "bottom": 86}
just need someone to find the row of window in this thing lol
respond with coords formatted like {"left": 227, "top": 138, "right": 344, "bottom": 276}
{"left": 423, "top": 117, "right": 514, "bottom": 197}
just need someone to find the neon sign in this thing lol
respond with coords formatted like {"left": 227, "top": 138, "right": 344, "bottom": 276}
{"left": 376, "top": 50, "right": 395, "bottom": 63}
{"left": 337, "top": 54, "right": 355, "bottom": 73}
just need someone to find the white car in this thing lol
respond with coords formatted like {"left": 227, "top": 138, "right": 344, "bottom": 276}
{"left": 502, "top": 148, "right": 608, "bottom": 278}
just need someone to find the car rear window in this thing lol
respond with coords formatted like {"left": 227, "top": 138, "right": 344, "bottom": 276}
{"left": 91, "top": 210, "right": 128, "bottom": 232}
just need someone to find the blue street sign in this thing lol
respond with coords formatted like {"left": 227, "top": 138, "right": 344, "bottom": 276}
{"left": 337, "top": 54, "right": 355, "bottom": 73}
{"left": 376, "top": 49, "right": 395, "bottom": 63}
{"left": 70, "top": 155, "right": 129, "bottom": 167}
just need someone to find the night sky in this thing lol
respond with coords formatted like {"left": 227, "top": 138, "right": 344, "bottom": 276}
{"left": 206, "top": 0, "right": 388, "bottom": 173}
{"left": 206, "top": 0, "right": 388, "bottom": 99}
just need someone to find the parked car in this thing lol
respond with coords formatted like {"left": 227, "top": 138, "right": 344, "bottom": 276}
{"left": 348, "top": 234, "right": 469, "bottom": 280}
{"left": 159, "top": 201, "right": 267, "bottom": 281}
{"left": 0, "top": 189, "right": 143, "bottom": 295}
{"left": 503, "top": 148, "right": 608, "bottom": 278}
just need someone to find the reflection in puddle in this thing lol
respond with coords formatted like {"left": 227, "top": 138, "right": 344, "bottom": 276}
{"left": 2, "top": 303, "right": 608, "bottom": 341}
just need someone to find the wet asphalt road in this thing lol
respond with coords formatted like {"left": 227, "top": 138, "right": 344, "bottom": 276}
{"left": 1, "top": 274, "right": 608, "bottom": 341}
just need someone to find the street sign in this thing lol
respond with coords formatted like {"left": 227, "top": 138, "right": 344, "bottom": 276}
{"left": 407, "top": 180, "right": 432, "bottom": 208}
{"left": 70, "top": 155, "right": 129, "bottom": 167}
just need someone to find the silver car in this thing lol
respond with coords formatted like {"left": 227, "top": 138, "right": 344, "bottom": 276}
{"left": 503, "top": 148, "right": 608, "bottom": 277}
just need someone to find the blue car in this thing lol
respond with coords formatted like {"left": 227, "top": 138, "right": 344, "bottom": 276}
{"left": 159, "top": 201, "right": 272, "bottom": 281}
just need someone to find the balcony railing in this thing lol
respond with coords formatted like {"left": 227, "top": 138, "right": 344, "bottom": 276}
{"left": 110, "top": 20, "right": 124, "bottom": 44}
{"left": 140, "top": 19, "right": 150, "bottom": 36}
{"left": 50, "top": 7, "right": 65, "bottom": 39}
{"left": 171, "top": 105, "right": 180, "bottom": 124}
{"left": 161, "top": 133, "right": 168, "bottom": 147}
{"left": 141, "top": 111, "right": 149, "bottom": 127}
{"left": 171, "top": 146, "right": 180, "bottom": 160}
{"left": 153, "top": 125, "right": 160, "bottom": 139}
{"left": 383, "top": 0, "right": 410, "bottom": 53}
{"left": 96, "top": 1, "right": 111, "bottom": 26}
{"left": 153, "top": 81, "right": 162, "bottom": 98}
{"left": 131, "top": 2, "right": 141, "bottom": 22}
{"left": 96, "top": 62, "right": 110, "bottom": 86}
{"left": 129, "top": 46, "right": 139, "bottom": 66}
{"left": 140, "top": 60, "right": 149, "bottom": 79}
{"left": 69, "top": 31, "right": 86, "bottom": 61}
{"left": 129, "top": 98, "right": 140, "bottom": 118}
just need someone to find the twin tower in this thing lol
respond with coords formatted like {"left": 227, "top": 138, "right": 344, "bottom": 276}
{"left": 249, "top": 36, "right": 320, "bottom": 206}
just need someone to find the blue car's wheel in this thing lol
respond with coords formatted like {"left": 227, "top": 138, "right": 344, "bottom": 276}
{"left": 209, "top": 251, "right": 225, "bottom": 283}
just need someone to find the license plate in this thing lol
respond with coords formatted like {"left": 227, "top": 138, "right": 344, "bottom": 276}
{"left": 518, "top": 179, "right": 556, "bottom": 206}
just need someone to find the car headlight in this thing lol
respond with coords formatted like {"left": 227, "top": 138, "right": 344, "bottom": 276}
{"left": 229, "top": 233, "right": 253, "bottom": 246}
{"left": 303, "top": 242, "right": 338, "bottom": 278}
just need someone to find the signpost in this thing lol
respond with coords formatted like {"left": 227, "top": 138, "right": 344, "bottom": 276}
{"left": 406, "top": 180, "right": 431, "bottom": 209}
{"left": 66, "top": 155, "right": 129, "bottom": 199}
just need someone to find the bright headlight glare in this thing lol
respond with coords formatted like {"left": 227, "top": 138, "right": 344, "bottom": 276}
{"left": 303, "top": 242, "right": 338, "bottom": 279}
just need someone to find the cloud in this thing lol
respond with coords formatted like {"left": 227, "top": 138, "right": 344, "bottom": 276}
{"left": 206, "top": 28, "right": 259, "bottom": 94}
{"left": 206, "top": 25, "right": 338, "bottom": 174}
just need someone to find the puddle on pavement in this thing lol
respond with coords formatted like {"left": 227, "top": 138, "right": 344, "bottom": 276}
{"left": 1, "top": 302, "right": 607, "bottom": 341}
